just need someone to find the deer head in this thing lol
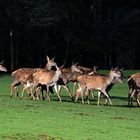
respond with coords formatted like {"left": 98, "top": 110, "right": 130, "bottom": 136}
{"left": 71, "top": 63, "right": 83, "bottom": 73}
{"left": 110, "top": 68, "right": 124, "bottom": 84}
{"left": 0, "top": 60, "right": 7, "bottom": 72}
{"left": 45, "top": 56, "right": 56, "bottom": 70}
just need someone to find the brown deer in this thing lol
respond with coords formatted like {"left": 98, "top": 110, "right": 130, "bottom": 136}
{"left": 10, "top": 56, "right": 56, "bottom": 98}
{"left": 0, "top": 60, "right": 7, "bottom": 72}
{"left": 128, "top": 73, "right": 140, "bottom": 107}
{"left": 75, "top": 68, "right": 124, "bottom": 105}
{"left": 27, "top": 64, "right": 62, "bottom": 101}
{"left": 52, "top": 63, "right": 83, "bottom": 102}
{"left": 53, "top": 65, "right": 98, "bottom": 102}
{"left": 69, "top": 66, "right": 98, "bottom": 94}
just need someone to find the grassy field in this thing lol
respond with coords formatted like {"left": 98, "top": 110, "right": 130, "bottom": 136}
{"left": 0, "top": 70, "right": 140, "bottom": 140}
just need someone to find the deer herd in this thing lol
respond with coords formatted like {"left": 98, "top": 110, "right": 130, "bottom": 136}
{"left": 0, "top": 56, "right": 140, "bottom": 107}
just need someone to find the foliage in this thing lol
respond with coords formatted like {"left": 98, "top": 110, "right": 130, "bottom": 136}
{"left": 0, "top": 0, "right": 140, "bottom": 69}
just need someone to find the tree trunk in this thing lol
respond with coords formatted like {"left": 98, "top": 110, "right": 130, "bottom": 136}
{"left": 63, "top": 32, "right": 70, "bottom": 66}
{"left": 10, "top": 29, "right": 14, "bottom": 72}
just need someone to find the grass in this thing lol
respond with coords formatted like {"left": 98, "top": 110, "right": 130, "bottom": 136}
{"left": 0, "top": 70, "right": 140, "bottom": 140}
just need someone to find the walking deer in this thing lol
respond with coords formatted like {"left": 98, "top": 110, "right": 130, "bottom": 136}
{"left": 27, "top": 64, "right": 62, "bottom": 101}
{"left": 75, "top": 68, "right": 124, "bottom": 105}
{"left": 128, "top": 73, "right": 140, "bottom": 107}
{"left": 69, "top": 66, "right": 98, "bottom": 94}
{"left": 53, "top": 63, "right": 83, "bottom": 102}
{"left": 10, "top": 56, "right": 56, "bottom": 98}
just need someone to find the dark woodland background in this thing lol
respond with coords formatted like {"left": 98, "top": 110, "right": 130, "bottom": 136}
{"left": 0, "top": 0, "right": 140, "bottom": 72}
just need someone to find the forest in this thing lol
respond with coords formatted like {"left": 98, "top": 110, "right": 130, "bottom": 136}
{"left": 0, "top": 0, "right": 140, "bottom": 72}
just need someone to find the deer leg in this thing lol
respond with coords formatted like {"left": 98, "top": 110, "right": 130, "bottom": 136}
{"left": 21, "top": 84, "right": 28, "bottom": 98}
{"left": 10, "top": 83, "right": 13, "bottom": 98}
{"left": 35, "top": 87, "right": 42, "bottom": 100}
{"left": 75, "top": 88, "right": 81, "bottom": 103}
{"left": 30, "top": 85, "right": 36, "bottom": 100}
{"left": 97, "top": 91, "right": 101, "bottom": 106}
{"left": 80, "top": 87, "right": 86, "bottom": 104}
{"left": 63, "top": 85, "right": 74, "bottom": 101}
{"left": 101, "top": 90, "right": 112, "bottom": 106}
{"left": 45, "top": 85, "right": 51, "bottom": 101}
{"left": 90, "top": 90, "right": 94, "bottom": 99}
{"left": 130, "top": 89, "right": 136, "bottom": 107}
{"left": 54, "top": 84, "right": 62, "bottom": 102}
{"left": 81, "top": 91, "right": 84, "bottom": 104}
{"left": 137, "top": 93, "right": 140, "bottom": 107}
{"left": 40, "top": 85, "right": 47, "bottom": 100}
{"left": 13, "top": 86, "right": 18, "bottom": 97}
{"left": 72, "top": 82, "right": 77, "bottom": 95}
{"left": 85, "top": 88, "right": 90, "bottom": 105}
{"left": 128, "top": 87, "right": 133, "bottom": 107}
{"left": 10, "top": 81, "right": 20, "bottom": 98}
{"left": 136, "top": 99, "right": 140, "bottom": 107}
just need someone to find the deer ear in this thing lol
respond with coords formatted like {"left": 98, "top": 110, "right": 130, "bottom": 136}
{"left": 120, "top": 67, "right": 123, "bottom": 71}
{"left": 93, "top": 66, "right": 98, "bottom": 71}
{"left": 0, "top": 60, "right": 4, "bottom": 65}
{"left": 111, "top": 67, "right": 114, "bottom": 70}
{"left": 61, "top": 64, "right": 65, "bottom": 68}
{"left": 52, "top": 57, "right": 55, "bottom": 61}
{"left": 75, "top": 62, "right": 78, "bottom": 66}
{"left": 46, "top": 56, "right": 49, "bottom": 61}
{"left": 114, "top": 67, "right": 118, "bottom": 71}
{"left": 114, "top": 67, "right": 117, "bottom": 70}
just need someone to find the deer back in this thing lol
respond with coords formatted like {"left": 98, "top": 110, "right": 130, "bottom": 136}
{"left": 128, "top": 73, "right": 140, "bottom": 88}
{"left": 78, "top": 74, "right": 107, "bottom": 89}
{"left": 12, "top": 68, "right": 41, "bottom": 83}
{"left": 78, "top": 68, "right": 123, "bottom": 90}
{"left": 11, "top": 55, "right": 56, "bottom": 84}
{"left": 32, "top": 65, "right": 62, "bottom": 85}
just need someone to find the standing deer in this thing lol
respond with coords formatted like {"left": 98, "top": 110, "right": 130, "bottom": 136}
{"left": 75, "top": 68, "right": 124, "bottom": 105}
{"left": 69, "top": 66, "right": 98, "bottom": 94}
{"left": 52, "top": 63, "right": 83, "bottom": 102}
{"left": 128, "top": 73, "right": 140, "bottom": 107}
{"left": 10, "top": 56, "right": 56, "bottom": 98}
{"left": 27, "top": 64, "right": 62, "bottom": 101}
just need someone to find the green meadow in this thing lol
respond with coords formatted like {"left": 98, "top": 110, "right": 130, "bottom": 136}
{"left": 0, "top": 70, "right": 140, "bottom": 140}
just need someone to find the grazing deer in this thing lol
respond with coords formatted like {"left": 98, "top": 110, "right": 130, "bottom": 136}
{"left": 75, "top": 68, "right": 124, "bottom": 105}
{"left": 128, "top": 73, "right": 140, "bottom": 107}
{"left": 27, "top": 64, "right": 62, "bottom": 101}
{"left": 10, "top": 56, "right": 56, "bottom": 98}
{"left": 0, "top": 60, "right": 7, "bottom": 72}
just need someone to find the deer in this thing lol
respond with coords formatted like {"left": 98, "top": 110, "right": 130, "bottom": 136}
{"left": 128, "top": 73, "right": 140, "bottom": 107}
{"left": 10, "top": 56, "right": 56, "bottom": 98}
{"left": 53, "top": 65, "right": 98, "bottom": 102}
{"left": 75, "top": 68, "right": 124, "bottom": 105}
{"left": 0, "top": 60, "right": 7, "bottom": 72}
{"left": 69, "top": 66, "right": 98, "bottom": 95}
{"left": 25, "top": 63, "right": 83, "bottom": 102}
{"left": 50, "top": 63, "right": 83, "bottom": 102}
{"left": 26, "top": 63, "right": 62, "bottom": 101}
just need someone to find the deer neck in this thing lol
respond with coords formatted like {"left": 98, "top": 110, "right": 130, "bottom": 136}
{"left": 45, "top": 64, "right": 52, "bottom": 70}
{"left": 55, "top": 68, "right": 61, "bottom": 80}
{"left": 106, "top": 73, "right": 116, "bottom": 86}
